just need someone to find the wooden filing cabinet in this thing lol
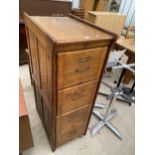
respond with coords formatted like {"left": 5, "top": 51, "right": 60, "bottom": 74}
{"left": 24, "top": 13, "right": 117, "bottom": 151}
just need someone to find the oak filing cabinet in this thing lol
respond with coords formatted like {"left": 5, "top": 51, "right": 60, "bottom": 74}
{"left": 24, "top": 13, "right": 117, "bottom": 151}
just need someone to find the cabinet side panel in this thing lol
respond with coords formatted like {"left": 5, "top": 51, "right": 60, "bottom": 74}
{"left": 24, "top": 14, "right": 56, "bottom": 150}
{"left": 28, "top": 30, "right": 41, "bottom": 86}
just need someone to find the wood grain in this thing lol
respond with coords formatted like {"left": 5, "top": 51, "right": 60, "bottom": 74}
{"left": 56, "top": 127, "right": 84, "bottom": 146}
{"left": 57, "top": 47, "right": 108, "bottom": 89}
{"left": 19, "top": 80, "right": 34, "bottom": 153}
{"left": 87, "top": 11, "right": 126, "bottom": 36}
{"left": 56, "top": 105, "right": 91, "bottom": 134}
{"left": 24, "top": 13, "right": 116, "bottom": 151}
{"left": 30, "top": 16, "right": 113, "bottom": 43}
{"left": 57, "top": 80, "right": 98, "bottom": 115}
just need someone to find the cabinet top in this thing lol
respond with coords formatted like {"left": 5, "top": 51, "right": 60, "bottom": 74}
{"left": 29, "top": 16, "right": 114, "bottom": 43}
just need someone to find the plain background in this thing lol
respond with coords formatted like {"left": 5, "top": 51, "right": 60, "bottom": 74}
{"left": 0, "top": 0, "right": 155, "bottom": 154}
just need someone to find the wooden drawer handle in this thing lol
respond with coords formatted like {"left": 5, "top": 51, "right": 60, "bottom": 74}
{"left": 75, "top": 66, "right": 90, "bottom": 73}
{"left": 74, "top": 89, "right": 84, "bottom": 97}
{"left": 68, "top": 113, "right": 80, "bottom": 122}
{"left": 66, "top": 89, "right": 85, "bottom": 100}
{"left": 72, "top": 93, "right": 85, "bottom": 100}
{"left": 67, "top": 130, "right": 77, "bottom": 138}
{"left": 72, "top": 89, "right": 85, "bottom": 100}
{"left": 79, "top": 56, "right": 92, "bottom": 63}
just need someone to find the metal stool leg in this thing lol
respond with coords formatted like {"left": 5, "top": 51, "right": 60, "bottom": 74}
{"left": 91, "top": 91, "right": 122, "bottom": 139}
{"left": 94, "top": 103, "right": 106, "bottom": 109}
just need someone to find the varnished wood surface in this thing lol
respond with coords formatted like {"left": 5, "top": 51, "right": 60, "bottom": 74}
{"left": 19, "top": 80, "right": 34, "bottom": 153}
{"left": 57, "top": 80, "right": 97, "bottom": 115}
{"left": 25, "top": 13, "right": 56, "bottom": 150}
{"left": 24, "top": 13, "right": 116, "bottom": 151}
{"left": 57, "top": 47, "right": 108, "bottom": 89}
{"left": 56, "top": 105, "right": 91, "bottom": 134}
{"left": 116, "top": 38, "right": 135, "bottom": 53}
{"left": 56, "top": 104, "right": 91, "bottom": 146}
{"left": 30, "top": 16, "right": 113, "bottom": 43}
{"left": 19, "top": 80, "right": 27, "bottom": 116}
{"left": 56, "top": 126, "right": 84, "bottom": 146}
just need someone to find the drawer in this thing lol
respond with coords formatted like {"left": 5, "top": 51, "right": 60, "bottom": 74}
{"left": 57, "top": 80, "right": 97, "bottom": 115}
{"left": 56, "top": 127, "right": 84, "bottom": 146}
{"left": 57, "top": 47, "right": 108, "bottom": 89}
{"left": 56, "top": 105, "right": 91, "bottom": 134}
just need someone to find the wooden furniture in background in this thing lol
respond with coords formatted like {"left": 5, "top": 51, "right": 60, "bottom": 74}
{"left": 19, "top": 0, "right": 72, "bottom": 20}
{"left": 125, "top": 25, "right": 135, "bottom": 38}
{"left": 19, "top": 0, "right": 72, "bottom": 65}
{"left": 71, "top": 8, "right": 84, "bottom": 19}
{"left": 80, "top": 0, "right": 108, "bottom": 19}
{"left": 87, "top": 11, "right": 126, "bottom": 36}
{"left": 19, "top": 20, "right": 28, "bottom": 65}
{"left": 116, "top": 38, "right": 135, "bottom": 84}
{"left": 19, "top": 80, "right": 33, "bottom": 153}
{"left": 24, "top": 13, "right": 117, "bottom": 151}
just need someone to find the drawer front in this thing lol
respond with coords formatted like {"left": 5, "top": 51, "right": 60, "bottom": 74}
{"left": 56, "top": 105, "right": 90, "bottom": 134}
{"left": 57, "top": 47, "right": 108, "bottom": 89}
{"left": 56, "top": 127, "right": 84, "bottom": 146}
{"left": 57, "top": 80, "right": 98, "bottom": 115}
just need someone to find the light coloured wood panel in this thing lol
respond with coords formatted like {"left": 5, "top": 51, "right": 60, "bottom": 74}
{"left": 57, "top": 80, "right": 98, "bottom": 115}
{"left": 57, "top": 47, "right": 108, "bottom": 89}
{"left": 87, "top": 12, "right": 126, "bottom": 36}
{"left": 80, "top": 0, "right": 107, "bottom": 12}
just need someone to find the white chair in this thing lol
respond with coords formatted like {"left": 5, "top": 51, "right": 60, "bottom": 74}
{"left": 95, "top": 49, "right": 127, "bottom": 108}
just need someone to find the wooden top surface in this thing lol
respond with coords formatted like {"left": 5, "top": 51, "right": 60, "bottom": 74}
{"left": 19, "top": 80, "right": 28, "bottom": 117}
{"left": 116, "top": 38, "right": 135, "bottom": 52}
{"left": 30, "top": 16, "right": 113, "bottom": 43}
{"left": 88, "top": 11, "right": 126, "bottom": 17}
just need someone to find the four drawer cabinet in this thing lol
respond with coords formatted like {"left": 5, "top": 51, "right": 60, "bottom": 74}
{"left": 24, "top": 13, "right": 117, "bottom": 151}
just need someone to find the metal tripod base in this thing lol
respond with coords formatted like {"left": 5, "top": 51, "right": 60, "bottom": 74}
{"left": 91, "top": 109, "right": 122, "bottom": 140}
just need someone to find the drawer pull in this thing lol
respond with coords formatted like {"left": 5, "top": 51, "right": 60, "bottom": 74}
{"left": 75, "top": 66, "right": 90, "bottom": 73}
{"left": 79, "top": 56, "right": 92, "bottom": 63}
{"left": 72, "top": 89, "right": 85, "bottom": 100}
{"left": 67, "top": 130, "right": 77, "bottom": 138}
{"left": 66, "top": 89, "right": 85, "bottom": 100}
